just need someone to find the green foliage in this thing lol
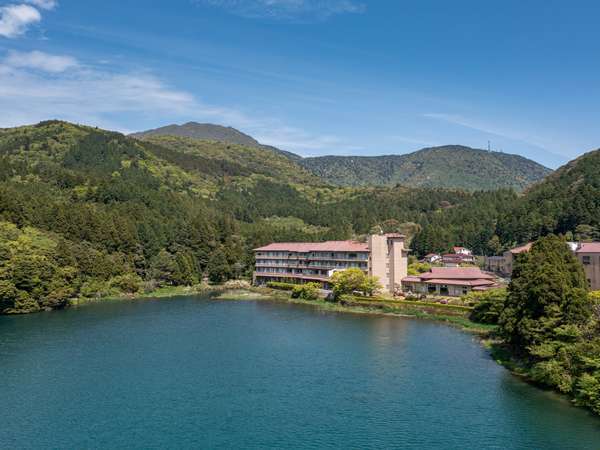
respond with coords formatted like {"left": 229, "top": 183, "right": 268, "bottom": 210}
{"left": 301, "top": 145, "right": 550, "bottom": 191}
{"left": 408, "top": 262, "right": 432, "bottom": 276}
{"left": 467, "top": 289, "right": 507, "bottom": 324}
{"left": 499, "top": 235, "right": 590, "bottom": 353}
{"left": 493, "top": 235, "right": 600, "bottom": 416}
{"left": 496, "top": 150, "right": 600, "bottom": 244}
{"left": 291, "top": 283, "right": 320, "bottom": 300}
{"left": 266, "top": 281, "right": 296, "bottom": 291}
{"left": 109, "top": 273, "right": 143, "bottom": 294}
{"left": 330, "top": 268, "right": 382, "bottom": 299}
{"left": 0, "top": 222, "right": 75, "bottom": 313}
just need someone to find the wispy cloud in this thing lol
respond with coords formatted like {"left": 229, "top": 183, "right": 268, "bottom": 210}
{"left": 198, "top": 0, "right": 365, "bottom": 21}
{"left": 423, "top": 112, "right": 548, "bottom": 150}
{"left": 0, "top": 0, "right": 56, "bottom": 38}
{"left": 3, "top": 49, "right": 77, "bottom": 72}
{"left": 254, "top": 124, "right": 362, "bottom": 154}
{"left": 0, "top": 49, "right": 351, "bottom": 153}
{"left": 24, "top": 0, "right": 57, "bottom": 10}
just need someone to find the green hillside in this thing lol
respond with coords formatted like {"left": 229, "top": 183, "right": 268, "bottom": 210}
{"left": 0, "top": 121, "right": 519, "bottom": 314}
{"left": 496, "top": 148, "right": 600, "bottom": 244}
{"left": 137, "top": 134, "right": 319, "bottom": 186}
{"left": 301, "top": 145, "right": 551, "bottom": 191}
{"left": 132, "top": 122, "right": 301, "bottom": 161}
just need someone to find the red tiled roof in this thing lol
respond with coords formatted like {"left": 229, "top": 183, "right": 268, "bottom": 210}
{"left": 254, "top": 240, "right": 369, "bottom": 253}
{"left": 402, "top": 276, "right": 423, "bottom": 282}
{"left": 577, "top": 242, "right": 600, "bottom": 253}
{"left": 421, "top": 278, "right": 496, "bottom": 287}
{"left": 419, "top": 267, "right": 496, "bottom": 280}
{"left": 510, "top": 243, "right": 533, "bottom": 254}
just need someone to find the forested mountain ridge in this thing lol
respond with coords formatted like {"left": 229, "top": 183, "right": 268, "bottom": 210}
{"left": 494, "top": 148, "right": 600, "bottom": 244}
{"left": 133, "top": 123, "right": 550, "bottom": 191}
{"left": 132, "top": 122, "right": 302, "bottom": 161}
{"left": 300, "top": 145, "right": 551, "bottom": 191}
{"left": 137, "top": 134, "right": 320, "bottom": 187}
{"left": 411, "top": 148, "right": 600, "bottom": 255}
{"left": 0, "top": 120, "right": 517, "bottom": 314}
{"left": 0, "top": 120, "right": 597, "bottom": 315}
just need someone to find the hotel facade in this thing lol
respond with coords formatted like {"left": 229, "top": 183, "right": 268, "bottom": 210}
{"left": 253, "top": 234, "right": 408, "bottom": 294}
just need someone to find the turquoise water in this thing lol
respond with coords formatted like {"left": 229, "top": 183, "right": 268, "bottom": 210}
{"left": 1, "top": 295, "right": 600, "bottom": 449}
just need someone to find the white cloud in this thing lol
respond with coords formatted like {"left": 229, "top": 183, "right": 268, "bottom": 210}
{"left": 4, "top": 50, "right": 77, "bottom": 72}
{"left": 0, "top": 49, "right": 349, "bottom": 154}
{"left": 0, "top": 4, "right": 41, "bottom": 38}
{"left": 199, "top": 0, "right": 365, "bottom": 20}
{"left": 25, "top": 0, "right": 57, "bottom": 10}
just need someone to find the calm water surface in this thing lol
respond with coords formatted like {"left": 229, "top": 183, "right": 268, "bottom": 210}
{"left": 1, "top": 295, "right": 600, "bottom": 449}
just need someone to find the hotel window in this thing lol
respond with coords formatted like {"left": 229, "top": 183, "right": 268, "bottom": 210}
{"left": 582, "top": 256, "right": 591, "bottom": 265}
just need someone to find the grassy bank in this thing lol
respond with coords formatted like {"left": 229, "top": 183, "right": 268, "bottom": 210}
{"left": 213, "top": 287, "right": 496, "bottom": 334}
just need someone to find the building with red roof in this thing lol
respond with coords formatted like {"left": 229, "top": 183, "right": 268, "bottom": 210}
{"left": 402, "top": 267, "right": 499, "bottom": 297}
{"left": 253, "top": 234, "right": 409, "bottom": 293}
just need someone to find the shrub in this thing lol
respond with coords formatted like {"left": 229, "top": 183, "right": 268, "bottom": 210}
{"left": 109, "top": 273, "right": 142, "bottom": 294}
{"left": 223, "top": 279, "right": 251, "bottom": 289}
{"left": 468, "top": 289, "right": 507, "bottom": 324}
{"left": 291, "top": 283, "right": 320, "bottom": 300}
{"left": 79, "top": 279, "right": 115, "bottom": 298}
{"left": 266, "top": 281, "right": 296, "bottom": 291}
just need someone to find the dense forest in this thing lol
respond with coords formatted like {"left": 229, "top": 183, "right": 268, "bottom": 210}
{"left": 0, "top": 121, "right": 598, "bottom": 314}
{"left": 133, "top": 123, "right": 551, "bottom": 191}
{"left": 300, "top": 145, "right": 551, "bottom": 191}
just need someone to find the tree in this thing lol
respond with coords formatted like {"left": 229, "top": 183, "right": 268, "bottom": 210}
{"left": 499, "top": 235, "right": 591, "bottom": 355}
{"left": 360, "top": 275, "right": 382, "bottom": 297}
{"left": 330, "top": 268, "right": 381, "bottom": 299}
{"left": 207, "top": 247, "right": 232, "bottom": 283}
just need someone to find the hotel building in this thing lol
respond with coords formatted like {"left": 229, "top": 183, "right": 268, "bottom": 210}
{"left": 253, "top": 234, "right": 408, "bottom": 294}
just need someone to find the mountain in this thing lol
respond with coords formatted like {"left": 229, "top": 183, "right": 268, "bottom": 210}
{"left": 300, "top": 145, "right": 551, "bottom": 191}
{"left": 496, "top": 148, "right": 600, "bottom": 243}
{"left": 0, "top": 120, "right": 520, "bottom": 313}
{"left": 132, "top": 122, "right": 301, "bottom": 161}
{"left": 133, "top": 124, "right": 550, "bottom": 191}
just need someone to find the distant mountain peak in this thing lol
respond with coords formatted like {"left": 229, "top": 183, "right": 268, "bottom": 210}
{"left": 300, "top": 145, "right": 551, "bottom": 191}
{"left": 131, "top": 122, "right": 301, "bottom": 161}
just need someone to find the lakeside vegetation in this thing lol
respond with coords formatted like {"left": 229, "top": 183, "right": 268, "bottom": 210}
{"left": 1, "top": 120, "right": 600, "bottom": 415}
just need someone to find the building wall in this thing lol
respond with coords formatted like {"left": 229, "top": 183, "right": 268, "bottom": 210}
{"left": 401, "top": 281, "right": 470, "bottom": 297}
{"left": 368, "top": 234, "right": 408, "bottom": 293}
{"left": 578, "top": 252, "right": 600, "bottom": 290}
{"left": 390, "top": 237, "right": 408, "bottom": 293}
{"left": 368, "top": 234, "right": 390, "bottom": 290}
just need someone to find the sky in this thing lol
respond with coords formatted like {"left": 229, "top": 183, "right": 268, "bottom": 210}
{"left": 1, "top": 1, "right": 599, "bottom": 167}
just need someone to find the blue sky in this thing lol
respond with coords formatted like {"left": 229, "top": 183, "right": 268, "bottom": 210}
{"left": 1, "top": 0, "right": 599, "bottom": 167}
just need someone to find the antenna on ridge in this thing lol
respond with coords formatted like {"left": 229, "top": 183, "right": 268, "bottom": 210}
{"left": 487, "top": 140, "right": 491, "bottom": 152}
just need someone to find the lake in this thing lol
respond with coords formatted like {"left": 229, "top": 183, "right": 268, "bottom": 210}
{"left": 1, "top": 295, "right": 599, "bottom": 449}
